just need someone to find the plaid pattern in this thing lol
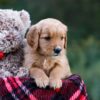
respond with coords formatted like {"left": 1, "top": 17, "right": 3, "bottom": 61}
{"left": 0, "top": 74, "right": 88, "bottom": 100}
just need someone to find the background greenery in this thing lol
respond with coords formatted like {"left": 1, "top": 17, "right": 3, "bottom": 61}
{"left": 0, "top": 0, "right": 100, "bottom": 99}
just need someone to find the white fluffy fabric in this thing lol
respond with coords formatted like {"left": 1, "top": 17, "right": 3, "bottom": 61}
{"left": 0, "top": 9, "right": 31, "bottom": 77}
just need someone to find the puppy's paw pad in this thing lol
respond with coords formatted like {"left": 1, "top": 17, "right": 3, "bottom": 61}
{"left": 49, "top": 78, "right": 62, "bottom": 89}
{"left": 35, "top": 76, "right": 49, "bottom": 88}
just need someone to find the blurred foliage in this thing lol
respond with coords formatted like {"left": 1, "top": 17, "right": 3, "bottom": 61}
{"left": 68, "top": 37, "right": 100, "bottom": 100}
{"left": 0, "top": 0, "right": 100, "bottom": 99}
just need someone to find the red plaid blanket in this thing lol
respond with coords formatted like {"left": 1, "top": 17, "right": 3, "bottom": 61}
{"left": 0, "top": 74, "right": 88, "bottom": 100}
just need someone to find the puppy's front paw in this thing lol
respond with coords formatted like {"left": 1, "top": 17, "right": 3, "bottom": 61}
{"left": 35, "top": 75, "right": 49, "bottom": 88}
{"left": 49, "top": 78, "right": 62, "bottom": 89}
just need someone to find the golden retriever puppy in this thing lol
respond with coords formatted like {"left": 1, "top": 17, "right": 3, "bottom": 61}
{"left": 24, "top": 18, "right": 72, "bottom": 89}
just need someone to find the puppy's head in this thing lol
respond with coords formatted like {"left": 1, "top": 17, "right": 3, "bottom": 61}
{"left": 27, "top": 18, "right": 68, "bottom": 56}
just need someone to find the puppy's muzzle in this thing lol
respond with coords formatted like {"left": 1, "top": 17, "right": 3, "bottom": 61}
{"left": 54, "top": 47, "right": 62, "bottom": 56}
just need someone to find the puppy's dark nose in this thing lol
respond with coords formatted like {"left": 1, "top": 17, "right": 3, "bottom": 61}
{"left": 54, "top": 47, "right": 61, "bottom": 54}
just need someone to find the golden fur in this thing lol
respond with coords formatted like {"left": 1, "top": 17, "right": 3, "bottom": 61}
{"left": 24, "top": 18, "right": 72, "bottom": 88}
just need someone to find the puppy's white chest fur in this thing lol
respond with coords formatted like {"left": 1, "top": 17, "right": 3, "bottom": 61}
{"left": 42, "top": 56, "right": 62, "bottom": 75}
{"left": 43, "top": 58, "right": 54, "bottom": 71}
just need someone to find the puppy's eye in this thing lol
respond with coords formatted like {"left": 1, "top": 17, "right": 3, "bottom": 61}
{"left": 44, "top": 37, "right": 51, "bottom": 41}
{"left": 61, "top": 37, "right": 64, "bottom": 40}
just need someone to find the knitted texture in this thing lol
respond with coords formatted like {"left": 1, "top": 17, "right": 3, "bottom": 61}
{"left": 0, "top": 9, "right": 31, "bottom": 77}
{"left": 0, "top": 74, "right": 88, "bottom": 100}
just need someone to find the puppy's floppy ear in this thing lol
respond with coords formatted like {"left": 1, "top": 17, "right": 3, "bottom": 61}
{"left": 64, "top": 25, "right": 68, "bottom": 49}
{"left": 26, "top": 25, "right": 39, "bottom": 51}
